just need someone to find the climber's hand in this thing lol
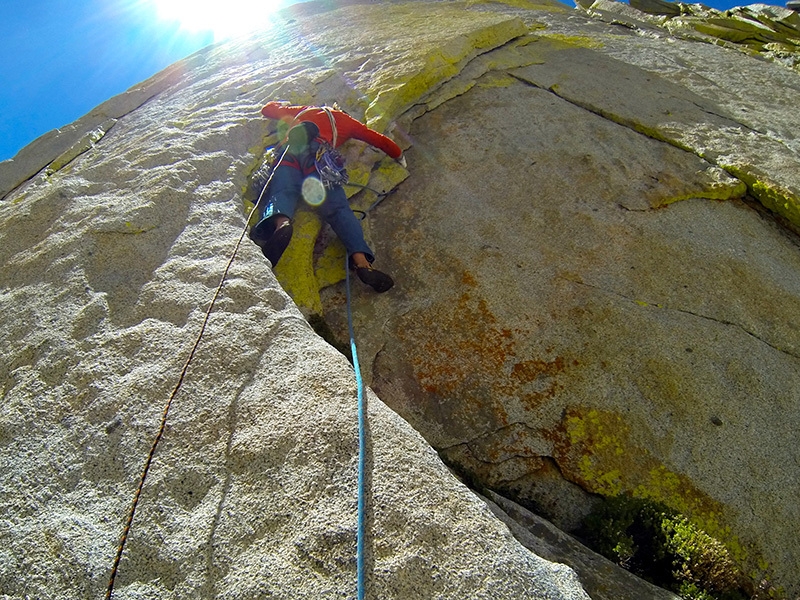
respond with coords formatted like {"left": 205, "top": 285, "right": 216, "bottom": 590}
{"left": 397, "top": 154, "right": 407, "bottom": 168}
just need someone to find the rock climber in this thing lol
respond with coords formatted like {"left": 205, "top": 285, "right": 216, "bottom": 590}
{"left": 249, "top": 100, "right": 407, "bottom": 293}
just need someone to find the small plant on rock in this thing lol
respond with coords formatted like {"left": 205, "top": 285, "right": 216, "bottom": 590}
{"left": 581, "top": 495, "right": 750, "bottom": 600}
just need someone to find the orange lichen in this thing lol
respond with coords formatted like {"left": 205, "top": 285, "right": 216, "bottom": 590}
{"left": 396, "top": 269, "right": 572, "bottom": 433}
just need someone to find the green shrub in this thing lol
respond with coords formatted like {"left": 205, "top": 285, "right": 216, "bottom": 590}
{"left": 581, "top": 495, "right": 748, "bottom": 600}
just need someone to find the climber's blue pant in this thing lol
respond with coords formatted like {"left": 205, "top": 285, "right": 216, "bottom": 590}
{"left": 260, "top": 162, "right": 375, "bottom": 263}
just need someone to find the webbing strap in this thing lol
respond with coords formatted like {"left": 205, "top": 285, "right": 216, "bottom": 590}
{"left": 321, "top": 107, "right": 338, "bottom": 148}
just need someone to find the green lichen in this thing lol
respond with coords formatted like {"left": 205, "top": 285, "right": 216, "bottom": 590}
{"left": 537, "top": 32, "right": 606, "bottom": 49}
{"left": 366, "top": 18, "right": 529, "bottom": 130}
{"left": 581, "top": 495, "right": 754, "bottom": 600}
{"left": 721, "top": 164, "right": 800, "bottom": 228}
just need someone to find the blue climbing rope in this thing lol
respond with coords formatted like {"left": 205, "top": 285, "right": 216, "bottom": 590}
{"left": 345, "top": 257, "right": 368, "bottom": 600}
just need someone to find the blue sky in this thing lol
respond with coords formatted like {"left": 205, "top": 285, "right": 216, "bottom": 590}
{"left": 0, "top": 0, "right": 776, "bottom": 163}
{"left": 1, "top": 0, "right": 216, "bottom": 162}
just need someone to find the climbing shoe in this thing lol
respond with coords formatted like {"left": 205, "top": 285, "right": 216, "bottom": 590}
{"left": 356, "top": 266, "right": 394, "bottom": 293}
{"left": 255, "top": 221, "right": 293, "bottom": 267}
{"left": 248, "top": 217, "right": 273, "bottom": 247}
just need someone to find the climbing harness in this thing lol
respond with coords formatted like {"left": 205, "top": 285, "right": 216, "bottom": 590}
{"left": 346, "top": 255, "right": 368, "bottom": 600}
{"left": 105, "top": 147, "right": 289, "bottom": 600}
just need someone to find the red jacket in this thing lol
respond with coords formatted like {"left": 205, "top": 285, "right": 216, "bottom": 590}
{"left": 261, "top": 102, "right": 403, "bottom": 159}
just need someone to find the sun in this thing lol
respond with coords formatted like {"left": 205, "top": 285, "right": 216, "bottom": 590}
{"left": 151, "top": 0, "right": 285, "bottom": 40}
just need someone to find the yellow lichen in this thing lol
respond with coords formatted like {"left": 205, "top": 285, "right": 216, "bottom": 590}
{"left": 476, "top": 72, "right": 518, "bottom": 88}
{"left": 469, "top": 0, "right": 570, "bottom": 10}
{"left": 314, "top": 240, "right": 348, "bottom": 291}
{"left": 721, "top": 163, "right": 800, "bottom": 228}
{"left": 555, "top": 407, "right": 757, "bottom": 569}
{"left": 537, "top": 33, "right": 606, "bottom": 49}
{"left": 366, "top": 18, "right": 529, "bottom": 130}
{"left": 563, "top": 409, "right": 628, "bottom": 495}
{"left": 274, "top": 211, "right": 325, "bottom": 315}
{"left": 123, "top": 221, "right": 148, "bottom": 235}
{"left": 652, "top": 169, "right": 748, "bottom": 207}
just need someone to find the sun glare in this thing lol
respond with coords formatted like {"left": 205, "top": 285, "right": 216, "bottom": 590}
{"left": 151, "top": 0, "right": 284, "bottom": 40}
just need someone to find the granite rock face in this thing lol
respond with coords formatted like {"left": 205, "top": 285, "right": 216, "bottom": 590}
{"left": 2, "top": 0, "right": 800, "bottom": 599}
{"left": 0, "top": 2, "right": 594, "bottom": 599}
{"left": 315, "top": 1, "right": 800, "bottom": 596}
{"left": 588, "top": 0, "right": 800, "bottom": 72}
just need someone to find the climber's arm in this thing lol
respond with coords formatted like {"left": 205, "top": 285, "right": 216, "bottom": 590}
{"left": 344, "top": 118, "right": 403, "bottom": 160}
{"left": 261, "top": 101, "right": 305, "bottom": 121}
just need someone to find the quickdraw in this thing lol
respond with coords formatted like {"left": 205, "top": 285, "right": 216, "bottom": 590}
{"left": 249, "top": 146, "right": 278, "bottom": 202}
{"left": 315, "top": 141, "right": 348, "bottom": 189}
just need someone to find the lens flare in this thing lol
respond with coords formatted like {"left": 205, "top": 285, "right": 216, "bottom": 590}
{"left": 149, "top": 0, "right": 283, "bottom": 40}
{"left": 302, "top": 176, "right": 326, "bottom": 207}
